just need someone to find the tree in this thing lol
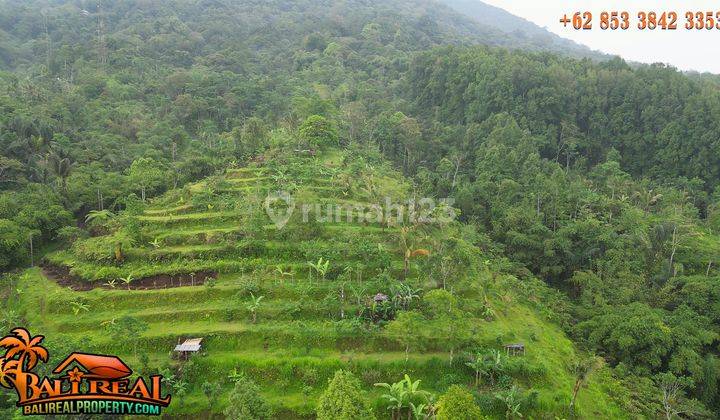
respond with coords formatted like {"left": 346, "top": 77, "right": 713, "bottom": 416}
{"left": 0, "top": 157, "right": 24, "bottom": 185}
{"left": 299, "top": 115, "right": 338, "bottom": 149}
{"left": 435, "top": 385, "right": 485, "bottom": 420}
{"left": 569, "top": 355, "right": 600, "bottom": 417}
{"left": 128, "top": 158, "right": 165, "bottom": 202}
{"left": 240, "top": 117, "right": 268, "bottom": 154}
{"left": 399, "top": 226, "right": 430, "bottom": 279}
{"left": 0, "top": 219, "right": 30, "bottom": 270}
{"left": 201, "top": 381, "right": 221, "bottom": 406}
{"left": 47, "top": 151, "right": 74, "bottom": 194}
{"left": 107, "top": 316, "right": 148, "bottom": 359}
{"left": 85, "top": 209, "right": 115, "bottom": 225}
{"left": 385, "top": 311, "right": 425, "bottom": 362}
{"left": 224, "top": 375, "right": 271, "bottom": 420}
{"left": 316, "top": 370, "right": 375, "bottom": 420}
{"left": 466, "top": 352, "right": 492, "bottom": 388}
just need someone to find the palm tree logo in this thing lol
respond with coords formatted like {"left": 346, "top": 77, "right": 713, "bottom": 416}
{"left": 0, "top": 328, "right": 49, "bottom": 404}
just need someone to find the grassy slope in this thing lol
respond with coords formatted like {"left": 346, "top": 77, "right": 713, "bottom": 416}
{"left": 17, "top": 149, "right": 628, "bottom": 418}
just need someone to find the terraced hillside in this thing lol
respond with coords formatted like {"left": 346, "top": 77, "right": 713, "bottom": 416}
{"left": 14, "top": 148, "right": 628, "bottom": 418}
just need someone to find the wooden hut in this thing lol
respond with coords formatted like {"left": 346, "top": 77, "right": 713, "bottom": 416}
{"left": 504, "top": 343, "right": 525, "bottom": 357}
{"left": 174, "top": 338, "right": 203, "bottom": 359}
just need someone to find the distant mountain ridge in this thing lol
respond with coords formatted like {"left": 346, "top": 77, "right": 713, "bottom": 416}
{"left": 0, "top": 0, "right": 607, "bottom": 71}
{"left": 436, "top": 0, "right": 607, "bottom": 59}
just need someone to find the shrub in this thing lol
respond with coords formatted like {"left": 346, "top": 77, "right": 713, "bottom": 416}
{"left": 72, "top": 232, "right": 134, "bottom": 263}
{"left": 55, "top": 226, "right": 88, "bottom": 246}
{"left": 435, "top": 385, "right": 486, "bottom": 420}
{"left": 224, "top": 376, "right": 272, "bottom": 420}
{"left": 316, "top": 370, "right": 375, "bottom": 420}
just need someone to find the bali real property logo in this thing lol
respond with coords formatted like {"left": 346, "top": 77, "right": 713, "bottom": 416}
{"left": 0, "top": 328, "right": 171, "bottom": 415}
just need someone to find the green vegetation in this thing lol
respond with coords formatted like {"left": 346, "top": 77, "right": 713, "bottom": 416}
{"left": 317, "top": 370, "right": 375, "bottom": 420}
{"left": 0, "top": 0, "right": 719, "bottom": 418}
{"left": 6, "top": 148, "right": 627, "bottom": 417}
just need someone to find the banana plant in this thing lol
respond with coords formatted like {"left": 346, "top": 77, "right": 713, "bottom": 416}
{"left": 246, "top": 293, "right": 264, "bottom": 324}
{"left": 495, "top": 385, "right": 523, "bottom": 419}
{"left": 466, "top": 352, "right": 491, "bottom": 388}
{"left": 391, "top": 283, "right": 422, "bottom": 310}
{"left": 399, "top": 226, "right": 430, "bottom": 278}
{"left": 374, "top": 380, "right": 408, "bottom": 420}
{"left": 119, "top": 274, "right": 134, "bottom": 290}
{"left": 375, "top": 375, "right": 432, "bottom": 420}
{"left": 307, "top": 258, "right": 330, "bottom": 282}
{"left": 227, "top": 368, "right": 246, "bottom": 383}
{"left": 70, "top": 301, "right": 89, "bottom": 316}
{"left": 100, "top": 318, "right": 117, "bottom": 328}
{"left": 409, "top": 402, "right": 434, "bottom": 420}
{"left": 275, "top": 265, "right": 294, "bottom": 284}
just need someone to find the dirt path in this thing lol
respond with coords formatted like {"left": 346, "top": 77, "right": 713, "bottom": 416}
{"left": 41, "top": 263, "right": 217, "bottom": 291}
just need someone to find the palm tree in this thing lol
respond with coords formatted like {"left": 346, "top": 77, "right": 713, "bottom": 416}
{"left": 85, "top": 210, "right": 115, "bottom": 224}
{"left": 0, "top": 328, "right": 49, "bottom": 395}
{"left": 47, "top": 151, "right": 74, "bottom": 193}
{"left": 246, "top": 293, "right": 264, "bottom": 324}
{"left": 104, "top": 279, "right": 117, "bottom": 288}
{"left": 486, "top": 349, "right": 506, "bottom": 385}
{"left": 0, "top": 328, "right": 48, "bottom": 371}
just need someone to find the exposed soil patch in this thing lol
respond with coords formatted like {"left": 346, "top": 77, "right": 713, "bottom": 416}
{"left": 41, "top": 263, "right": 217, "bottom": 291}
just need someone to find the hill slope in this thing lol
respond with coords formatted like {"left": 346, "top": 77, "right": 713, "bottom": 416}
{"left": 437, "top": 0, "right": 604, "bottom": 59}
{"left": 0, "top": 0, "right": 604, "bottom": 72}
{"left": 7, "top": 146, "right": 630, "bottom": 418}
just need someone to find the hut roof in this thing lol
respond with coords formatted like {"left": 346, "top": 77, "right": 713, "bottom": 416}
{"left": 174, "top": 338, "right": 203, "bottom": 352}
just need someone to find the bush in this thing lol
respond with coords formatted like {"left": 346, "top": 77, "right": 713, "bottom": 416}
{"left": 224, "top": 376, "right": 272, "bottom": 420}
{"left": 72, "top": 232, "right": 134, "bottom": 263}
{"left": 55, "top": 226, "right": 88, "bottom": 245}
{"left": 435, "top": 385, "right": 486, "bottom": 420}
{"left": 0, "top": 219, "right": 30, "bottom": 270}
{"left": 316, "top": 370, "right": 375, "bottom": 420}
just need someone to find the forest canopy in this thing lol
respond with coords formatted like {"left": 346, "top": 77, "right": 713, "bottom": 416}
{"left": 0, "top": 0, "right": 719, "bottom": 418}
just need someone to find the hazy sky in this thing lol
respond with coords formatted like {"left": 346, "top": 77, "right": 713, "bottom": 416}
{"left": 480, "top": 0, "right": 720, "bottom": 73}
